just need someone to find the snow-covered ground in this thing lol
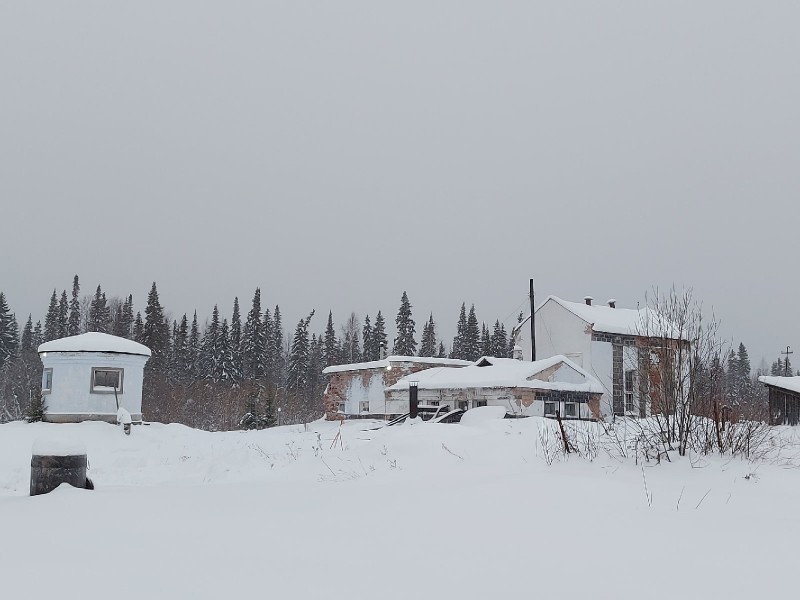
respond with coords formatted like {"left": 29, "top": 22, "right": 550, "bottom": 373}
{"left": 2, "top": 416, "right": 799, "bottom": 599}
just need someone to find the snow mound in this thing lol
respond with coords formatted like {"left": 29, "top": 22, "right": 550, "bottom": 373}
{"left": 32, "top": 438, "right": 87, "bottom": 456}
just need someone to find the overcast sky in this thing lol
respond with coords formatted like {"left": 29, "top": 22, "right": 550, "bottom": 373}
{"left": 2, "top": 2, "right": 798, "bottom": 366}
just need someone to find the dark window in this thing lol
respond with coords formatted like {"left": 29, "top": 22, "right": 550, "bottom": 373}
{"left": 42, "top": 369, "right": 53, "bottom": 393}
{"left": 458, "top": 401, "right": 468, "bottom": 411}
{"left": 564, "top": 402, "right": 577, "bottom": 417}
{"left": 544, "top": 402, "right": 556, "bottom": 416}
{"left": 474, "top": 400, "right": 487, "bottom": 408}
{"left": 91, "top": 368, "right": 123, "bottom": 393}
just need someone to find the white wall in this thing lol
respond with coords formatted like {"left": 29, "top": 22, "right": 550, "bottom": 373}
{"left": 515, "top": 299, "right": 592, "bottom": 368}
{"left": 589, "top": 340, "right": 614, "bottom": 417}
{"left": 41, "top": 352, "right": 148, "bottom": 422}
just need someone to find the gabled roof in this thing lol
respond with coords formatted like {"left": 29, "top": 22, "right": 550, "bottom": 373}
{"left": 322, "top": 355, "right": 471, "bottom": 375}
{"left": 386, "top": 355, "right": 603, "bottom": 394}
{"left": 514, "top": 295, "right": 683, "bottom": 339}
{"left": 38, "top": 332, "right": 152, "bottom": 357}
{"left": 758, "top": 375, "right": 800, "bottom": 395}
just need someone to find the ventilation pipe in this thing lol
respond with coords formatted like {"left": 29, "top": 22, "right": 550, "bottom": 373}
{"left": 529, "top": 279, "right": 536, "bottom": 362}
{"left": 608, "top": 299, "right": 616, "bottom": 309}
{"left": 584, "top": 296, "right": 593, "bottom": 306}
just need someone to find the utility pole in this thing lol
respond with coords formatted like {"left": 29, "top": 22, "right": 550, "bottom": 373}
{"left": 782, "top": 346, "right": 793, "bottom": 377}
{"left": 529, "top": 278, "right": 536, "bottom": 362}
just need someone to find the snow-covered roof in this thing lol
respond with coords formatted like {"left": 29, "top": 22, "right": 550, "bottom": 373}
{"left": 386, "top": 355, "right": 603, "bottom": 394}
{"left": 323, "top": 356, "right": 471, "bottom": 375}
{"left": 38, "top": 333, "right": 152, "bottom": 357}
{"left": 515, "top": 295, "right": 683, "bottom": 339}
{"left": 758, "top": 375, "right": 800, "bottom": 395}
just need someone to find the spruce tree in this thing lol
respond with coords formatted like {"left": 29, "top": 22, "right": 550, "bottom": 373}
{"left": 480, "top": 323, "right": 492, "bottom": 358}
{"left": 230, "top": 297, "right": 243, "bottom": 381}
{"left": 463, "top": 305, "right": 481, "bottom": 361}
{"left": 0, "top": 293, "right": 17, "bottom": 367}
{"left": 362, "top": 314, "right": 373, "bottom": 362}
{"left": 242, "top": 289, "right": 266, "bottom": 381}
{"left": 437, "top": 341, "right": 446, "bottom": 358}
{"left": 32, "top": 320, "right": 43, "bottom": 348}
{"left": 771, "top": 359, "right": 782, "bottom": 376}
{"left": 372, "top": 311, "right": 388, "bottom": 359}
{"left": 57, "top": 290, "right": 69, "bottom": 338}
{"left": 287, "top": 311, "right": 314, "bottom": 394}
{"left": 200, "top": 305, "right": 221, "bottom": 380}
{"left": 491, "top": 320, "right": 508, "bottom": 358}
{"left": 20, "top": 315, "right": 34, "bottom": 355}
{"left": 133, "top": 312, "right": 144, "bottom": 342}
{"left": 141, "top": 283, "right": 170, "bottom": 369}
{"left": 419, "top": 314, "right": 437, "bottom": 358}
{"left": 44, "top": 290, "right": 60, "bottom": 341}
{"left": 188, "top": 311, "right": 200, "bottom": 377}
{"left": 392, "top": 291, "right": 416, "bottom": 356}
{"left": 272, "top": 306, "right": 284, "bottom": 383}
{"left": 88, "top": 286, "right": 111, "bottom": 333}
{"left": 450, "top": 303, "right": 467, "bottom": 359}
{"left": 172, "top": 314, "right": 190, "bottom": 382}
{"left": 216, "top": 318, "right": 235, "bottom": 383}
{"left": 263, "top": 307, "right": 275, "bottom": 382}
{"left": 323, "top": 311, "right": 338, "bottom": 367}
{"left": 307, "top": 334, "right": 325, "bottom": 408}
{"left": 67, "top": 275, "right": 81, "bottom": 336}
{"left": 114, "top": 294, "right": 134, "bottom": 339}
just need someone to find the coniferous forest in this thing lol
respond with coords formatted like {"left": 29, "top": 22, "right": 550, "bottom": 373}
{"left": 0, "top": 276, "right": 518, "bottom": 429}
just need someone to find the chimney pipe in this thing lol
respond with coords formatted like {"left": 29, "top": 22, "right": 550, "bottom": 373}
{"left": 409, "top": 381, "right": 419, "bottom": 419}
{"left": 608, "top": 299, "right": 616, "bottom": 309}
{"left": 584, "top": 296, "right": 593, "bottom": 306}
{"left": 529, "top": 279, "right": 536, "bottom": 362}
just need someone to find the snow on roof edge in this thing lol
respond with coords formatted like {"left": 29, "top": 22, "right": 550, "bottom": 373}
{"left": 38, "top": 332, "right": 152, "bottom": 357}
{"left": 758, "top": 375, "right": 800, "bottom": 395}
{"left": 386, "top": 355, "right": 604, "bottom": 394}
{"left": 322, "top": 355, "right": 471, "bottom": 375}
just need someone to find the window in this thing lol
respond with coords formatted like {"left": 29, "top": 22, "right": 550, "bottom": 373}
{"left": 458, "top": 401, "right": 469, "bottom": 411}
{"left": 544, "top": 402, "right": 556, "bottom": 416}
{"left": 474, "top": 400, "right": 487, "bottom": 408}
{"left": 625, "top": 369, "right": 635, "bottom": 413}
{"left": 91, "top": 368, "right": 124, "bottom": 394}
{"left": 359, "top": 401, "right": 369, "bottom": 413}
{"left": 564, "top": 402, "right": 577, "bottom": 418}
{"left": 337, "top": 402, "right": 346, "bottom": 414}
{"left": 42, "top": 369, "right": 53, "bottom": 394}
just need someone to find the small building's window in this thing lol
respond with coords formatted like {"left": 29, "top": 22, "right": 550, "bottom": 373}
{"left": 458, "top": 401, "right": 468, "bottom": 411}
{"left": 544, "top": 402, "right": 556, "bottom": 416}
{"left": 42, "top": 369, "right": 53, "bottom": 394}
{"left": 625, "top": 369, "right": 635, "bottom": 413}
{"left": 429, "top": 400, "right": 439, "bottom": 406}
{"left": 564, "top": 402, "right": 577, "bottom": 418}
{"left": 91, "top": 368, "right": 124, "bottom": 394}
{"left": 359, "top": 401, "right": 369, "bottom": 413}
{"left": 337, "top": 402, "right": 346, "bottom": 413}
{"left": 474, "top": 400, "right": 487, "bottom": 408}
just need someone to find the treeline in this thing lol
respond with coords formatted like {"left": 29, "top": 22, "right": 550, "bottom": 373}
{"left": 0, "top": 278, "right": 515, "bottom": 428}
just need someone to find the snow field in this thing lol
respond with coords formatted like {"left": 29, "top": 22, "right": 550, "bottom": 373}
{"left": 1, "top": 418, "right": 799, "bottom": 599}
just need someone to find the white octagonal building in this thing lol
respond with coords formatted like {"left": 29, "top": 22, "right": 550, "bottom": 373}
{"left": 38, "top": 332, "right": 151, "bottom": 423}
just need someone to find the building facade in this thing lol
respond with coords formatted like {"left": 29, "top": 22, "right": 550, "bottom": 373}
{"left": 512, "top": 295, "right": 685, "bottom": 420}
{"left": 386, "top": 355, "right": 603, "bottom": 419}
{"left": 38, "top": 332, "right": 151, "bottom": 423}
{"left": 322, "top": 356, "right": 471, "bottom": 419}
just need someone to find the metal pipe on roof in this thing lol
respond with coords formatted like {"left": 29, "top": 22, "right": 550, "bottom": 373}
{"left": 529, "top": 279, "right": 536, "bottom": 362}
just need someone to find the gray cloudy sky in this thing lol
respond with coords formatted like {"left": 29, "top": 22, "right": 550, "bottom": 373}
{"left": 2, "top": 2, "right": 798, "bottom": 366}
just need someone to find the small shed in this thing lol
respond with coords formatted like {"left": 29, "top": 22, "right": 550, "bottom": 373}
{"left": 386, "top": 355, "right": 604, "bottom": 419}
{"left": 758, "top": 375, "right": 800, "bottom": 425}
{"left": 38, "top": 333, "right": 151, "bottom": 424}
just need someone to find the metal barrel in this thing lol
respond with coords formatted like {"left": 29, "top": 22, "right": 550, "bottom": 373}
{"left": 30, "top": 454, "right": 88, "bottom": 496}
